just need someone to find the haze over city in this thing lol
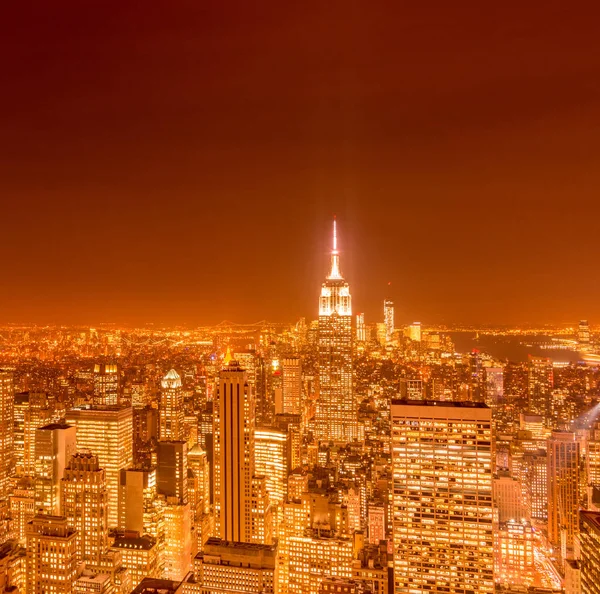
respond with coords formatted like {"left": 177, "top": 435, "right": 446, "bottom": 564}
{"left": 2, "top": 2, "right": 600, "bottom": 326}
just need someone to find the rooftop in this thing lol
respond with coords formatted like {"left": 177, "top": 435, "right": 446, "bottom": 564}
{"left": 391, "top": 399, "right": 489, "bottom": 409}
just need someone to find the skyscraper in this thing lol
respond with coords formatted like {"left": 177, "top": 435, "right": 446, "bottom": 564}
{"left": 528, "top": 356, "right": 553, "bottom": 421}
{"left": 160, "top": 369, "right": 184, "bottom": 441}
{"left": 547, "top": 430, "right": 580, "bottom": 561}
{"left": 34, "top": 422, "right": 77, "bottom": 515}
{"left": 355, "top": 313, "right": 366, "bottom": 342}
{"left": 384, "top": 299, "right": 394, "bottom": 343}
{"left": 391, "top": 400, "right": 494, "bottom": 594}
{"left": 282, "top": 357, "right": 302, "bottom": 416}
{"left": 213, "top": 360, "right": 256, "bottom": 543}
{"left": 316, "top": 219, "right": 356, "bottom": 443}
{"left": 93, "top": 363, "right": 119, "bottom": 406}
{"left": 66, "top": 406, "right": 133, "bottom": 528}
{"left": 255, "top": 427, "right": 287, "bottom": 511}
{"left": 26, "top": 515, "right": 78, "bottom": 594}
{"left": 0, "top": 369, "right": 15, "bottom": 501}
{"left": 580, "top": 511, "right": 600, "bottom": 594}
{"left": 60, "top": 452, "right": 108, "bottom": 564}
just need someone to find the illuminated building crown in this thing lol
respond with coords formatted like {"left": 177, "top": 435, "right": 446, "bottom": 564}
{"left": 161, "top": 368, "right": 182, "bottom": 389}
{"left": 319, "top": 218, "right": 351, "bottom": 316}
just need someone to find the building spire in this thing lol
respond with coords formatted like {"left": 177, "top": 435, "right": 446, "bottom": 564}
{"left": 328, "top": 216, "right": 342, "bottom": 280}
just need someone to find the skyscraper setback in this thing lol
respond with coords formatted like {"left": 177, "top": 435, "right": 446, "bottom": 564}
{"left": 315, "top": 219, "right": 356, "bottom": 443}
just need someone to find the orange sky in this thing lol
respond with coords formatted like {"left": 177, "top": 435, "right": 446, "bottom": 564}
{"left": 1, "top": 1, "right": 600, "bottom": 326}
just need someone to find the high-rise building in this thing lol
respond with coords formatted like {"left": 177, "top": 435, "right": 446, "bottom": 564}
{"left": 160, "top": 369, "right": 184, "bottom": 441}
{"left": 407, "top": 322, "right": 421, "bottom": 342}
{"left": 255, "top": 428, "right": 287, "bottom": 511}
{"left": 315, "top": 219, "right": 356, "bottom": 443}
{"left": 384, "top": 300, "right": 394, "bottom": 343}
{"left": 579, "top": 320, "right": 591, "bottom": 345}
{"left": 191, "top": 538, "right": 277, "bottom": 594}
{"left": 580, "top": 511, "right": 600, "bottom": 594}
{"left": 522, "top": 449, "right": 547, "bottom": 521}
{"left": 26, "top": 514, "right": 78, "bottom": 594}
{"left": 118, "top": 467, "right": 158, "bottom": 536}
{"left": 282, "top": 358, "right": 302, "bottom": 416}
{"left": 17, "top": 391, "right": 52, "bottom": 477}
{"left": 355, "top": 313, "right": 366, "bottom": 342}
{"left": 157, "top": 440, "right": 188, "bottom": 504}
{"left": 214, "top": 360, "right": 256, "bottom": 543}
{"left": 111, "top": 532, "right": 159, "bottom": 589}
{"left": 391, "top": 400, "right": 494, "bottom": 594}
{"left": 61, "top": 452, "right": 108, "bottom": 564}
{"left": 288, "top": 532, "right": 353, "bottom": 594}
{"left": 162, "top": 498, "right": 192, "bottom": 581}
{"left": 0, "top": 369, "right": 15, "bottom": 501}
{"left": 34, "top": 422, "right": 77, "bottom": 515}
{"left": 528, "top": 356, "right": 553, "bottom": 421}
{"left": 10, "top": 477, "right": 36, "bottom": 545}
{"left": 66, "top": 406, "right": 133, "bottom": 528}
{"left": 547, "top": 430, "right": 580, "bottom": 560}
{"left": 93, "top": 363, "right": 119, "bottom": 406}
{"left": 485, "top": 367, "right": 504, "bottom": 406}
{"left": 494, "top": 520, "right": 535, "bottom": 587}
{"left": 588, "top": 418, "right": 600, "bottom": 490}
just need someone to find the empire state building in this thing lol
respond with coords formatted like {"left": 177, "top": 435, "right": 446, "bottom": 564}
{"left": 315, "top": 219, "right": 357, "bottom": 443}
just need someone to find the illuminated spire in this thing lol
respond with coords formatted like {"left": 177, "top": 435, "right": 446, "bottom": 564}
{"left": 223, "top": 346, "right": 233, "bottom": 366}
{"left": 328, "top": 216, "right": 342, "bottom": 280}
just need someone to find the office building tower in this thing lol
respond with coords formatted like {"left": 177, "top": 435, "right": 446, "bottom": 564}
{"left": 356, "top": 313, "right": 366, "bottom": 342}
{"left": 157, "top": 440, "right": 188, "bottom": 504}
{"left": 528, "top": 356, "right": 553, "bottom": 421}
{"left": 26, "top": 515, "right": 78, "bottom": 594}
{"left": 547, "top": 430, "right": 580, "bottom": 560}
{"left": 118, "top": 467, "right": 158, "bottom": 535}
{"left": 275, "top": 413, "right": 303, "bottom": 473}
{"left": 367, "top": 504, "right": 386, "bottom": 544}
{"left": 111, "top": 533, "right": 159, "bottom": 589}
{"left": 588, "top": 418, "right": 600, "bottom": 490}
{"left": 191, "top": 538, "right": 277, "bottom": 594}
{"left": 0, "top": 369, "right": 14, "bottom": 501}
{"left": 214, "top": 360, "right": 255, "bottom": 543}
{"left": 494, "top": 474, "right": 528, "bottom": 522}
{"left": 579, "top": 320, "right": 591, "bottom": 345}
{"left": 288, "top": 533, "right": 353, "bottom": 594}
{"left": 255, "top": 427, "right": 287, "bottom": 510}
{"left": 17, "top": 391, "right": 52, "bottom": 477}
{"left": 162, "top": 498, "right": 192, "bottom": 581}
{"left": 469, "top": 350, "right": 485, "bottom": 403}
{"left": 522, "top": 449, "right": 547, "bottom": 521}
{"left": 391, "top": 400, "right": 494, "bottom": 594}
{"left": 93, "top": 363, "right": 119, "bottom": 406}
{"left": 61, "top": 452, "right": 108, "bottom": 564}
{"left": 34, "top": 422, "right": 77, "bottom": 515}
{"left": 580, "top": 511, "right": 600, "bottom": 594}
{"left": 10, "top": 477, "right": 35, "bottom": 545}
{"left": 282, "top": 358, "right": 302, "bottom": 416}
{"left": 384, "top": 300, "right": 394, "bottom": 343}
{"left": 399, "top": 379, "right": 423, "bottom": 400}
{"left": 160, "top": 369, "right": 184, "bottom": 441}
{"left": 408, "top": 322, "right": 421, "bottom": 342}
{"left": 485, "top": 367, "right": 504, "bottom": 406}
{"left": 316, "top": 219, "right": 356, "bottom": 443}
{"left": 66, "top": 406, "right": 133, "bottom": 528}
{"left": 495, "top": 520, "right": 535, "bottom": 587}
